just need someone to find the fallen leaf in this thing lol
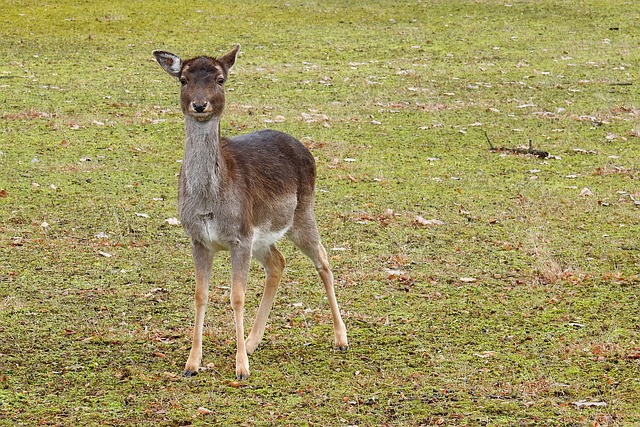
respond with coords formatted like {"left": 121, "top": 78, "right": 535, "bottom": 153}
{"left": 227, "top": 381, "right": 245, "bottom": 388}
{"left": 98, "top": 251, "right": 113, "bottom": 258}
{"left": 473, "top": 351, "right": 496, "bottom": 358}
{"left": 573, "top": 148, "right": 597, "bottom": 154}
{"left": 580, "top": 187, "right": 593, "bottom": 197}
{"left": 460, "top": 277, "right": 477, "bottom": 283}
{"left": 135, "top": 212, "right": 149, "bottom": 218}
{"left": 197, "top": 407, "right": 213, "bottom": 415}
{"left": 165, "top": 217, "right": 181, "bottom": 225}
{"left": 415, "top": 216, "right": 444, "bottom": 226}
{"left": 571, "top": 400, "right": 607, "bottom": 408}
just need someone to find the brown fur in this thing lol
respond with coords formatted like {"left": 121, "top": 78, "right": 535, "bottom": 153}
{"left": 153, "top": 45, "right": 348, "bottom": 380}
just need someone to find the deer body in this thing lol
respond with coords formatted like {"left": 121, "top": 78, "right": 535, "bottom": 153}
{"left": 154, "top": 45, "right": 348, "bottom": 380}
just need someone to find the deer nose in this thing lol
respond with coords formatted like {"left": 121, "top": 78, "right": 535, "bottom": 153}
{"left": 192, "top": 101, "right": 208, "bottom": 113}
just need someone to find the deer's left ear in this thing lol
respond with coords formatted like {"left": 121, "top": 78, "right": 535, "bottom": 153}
{"left": 219, "top": 44, "right": 240, "bottom": 70}
{"left": 153, "top": 50, "right": 183, "bottom": 78}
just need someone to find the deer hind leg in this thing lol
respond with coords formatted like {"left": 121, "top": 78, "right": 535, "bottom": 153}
{"left": 229, "top": 241, "right": 253, "bottom": 380}
{"left": 184, "top": 241, "right": 215, "bottom": 377}
{"left": 245, "top": 245, "right": 285, "bottom": 355}
{"left": 289, "top": 225, "right": 349, "bottom": 351}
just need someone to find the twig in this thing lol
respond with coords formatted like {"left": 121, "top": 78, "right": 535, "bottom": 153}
{"left": 487, "top": 135, "right": 549, "bottom": 158}
{"left": 484, "top": 131, "right": 495, "bottom": 150}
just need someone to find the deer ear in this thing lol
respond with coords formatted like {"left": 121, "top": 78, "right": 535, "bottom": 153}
{"left": 153, "top": 51, "right": 183, "bottom": 78}
{"left": 219, "top": 44, "right": 240, "bottom": 70}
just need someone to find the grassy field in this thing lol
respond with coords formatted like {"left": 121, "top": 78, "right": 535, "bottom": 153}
{"left": 1, "top": 0, "right": 639, "bottom": 425}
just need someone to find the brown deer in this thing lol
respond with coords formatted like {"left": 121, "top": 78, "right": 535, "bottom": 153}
{"left": 153, "top": 45, "right": 348, "bottom": 380}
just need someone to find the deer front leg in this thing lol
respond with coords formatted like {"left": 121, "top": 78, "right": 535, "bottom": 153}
{"left": 230, "top": 241, "right": 252, "bottom": 380}
{"left": 184, "top": 241, "right": 215, "bottom": 377}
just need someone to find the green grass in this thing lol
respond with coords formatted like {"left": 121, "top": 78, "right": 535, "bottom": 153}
{"left": 1, "top": 0, "right": 639, "bottom": 425}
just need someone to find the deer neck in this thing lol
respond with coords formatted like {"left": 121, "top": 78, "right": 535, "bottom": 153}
{"left": 182, "top": 115, "right": 225, "bottom": 196}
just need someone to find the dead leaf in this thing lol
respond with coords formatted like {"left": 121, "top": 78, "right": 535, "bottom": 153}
{"left": 571, "top": 400, "right": 607, "bottom": 408}
{"left": 573, "top": 148, "right": 597, "bottom": 154}
{"left": 460, "top": 277, "right": 477, "bottom": 283}
{"left": 415, "top": 216, "right": 444, "bottom": 226}
{"left": 626, "top": 349, "right": 640, "bottom": 360}
{"left": 473, "top": 351, "right": 496, "bottom": 358}
{"left": 580, "top": 187, "right": 593, "bottom": 197}
{"left": 165, "top": 217, "right": 181, "bottom": 225}
{"left": 226, "top": 381, "right": 245, "bottom": 388}
{"left": 197, "top": 407, "right": 213, "bottom": 415}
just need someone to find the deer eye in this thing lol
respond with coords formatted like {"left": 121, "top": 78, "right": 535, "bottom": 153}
{"left": 217, "top": 77, "right": 225, "bottom": 86}
{"left": 179, "top": 77, "right": 187, "bottom": 86}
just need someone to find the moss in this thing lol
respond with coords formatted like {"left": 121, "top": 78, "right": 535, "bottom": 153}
{"left": 1, "top": 0, "right": 639, "bottom": 426}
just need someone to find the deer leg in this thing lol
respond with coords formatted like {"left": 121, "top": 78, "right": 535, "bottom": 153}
{"left": 246, "top": 245, "right": 285, "bottom": 355}
{"left": 290, "top": 227, "right": 348, "bottom": 351}
{"left": 184, "top": 241, "right": 215, "bottom": 377}
{"left": 229, "top": 242, "right": 252, "bottom": 380}
{"left": 312, "top": 242, "right": 349, "bottom": 350}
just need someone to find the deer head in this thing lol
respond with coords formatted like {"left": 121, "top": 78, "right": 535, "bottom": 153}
{"left": 154, "top": 45, "right": 240, "bottom": 122}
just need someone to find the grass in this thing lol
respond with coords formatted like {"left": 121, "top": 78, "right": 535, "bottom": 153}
{"left": 1, "top": 0, "right": 639, "bottom": 425}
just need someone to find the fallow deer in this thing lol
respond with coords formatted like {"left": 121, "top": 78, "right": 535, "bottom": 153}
{"left": 153, "top": 45, "right": 348, "bottom": 380}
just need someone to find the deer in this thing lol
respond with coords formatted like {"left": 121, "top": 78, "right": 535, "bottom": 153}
{"left": 153, "top": 45, "right": 348, "bottom": 380}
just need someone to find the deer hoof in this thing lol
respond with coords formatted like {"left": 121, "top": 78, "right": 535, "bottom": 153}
{"left": 183, "top": 369, "right": 198, "bottom": 377}
{"left": 335, "top": 344, "right": 349, "bottom": 351}
{"left": 236, "top": 371, "right": 249, "bottom": 381}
